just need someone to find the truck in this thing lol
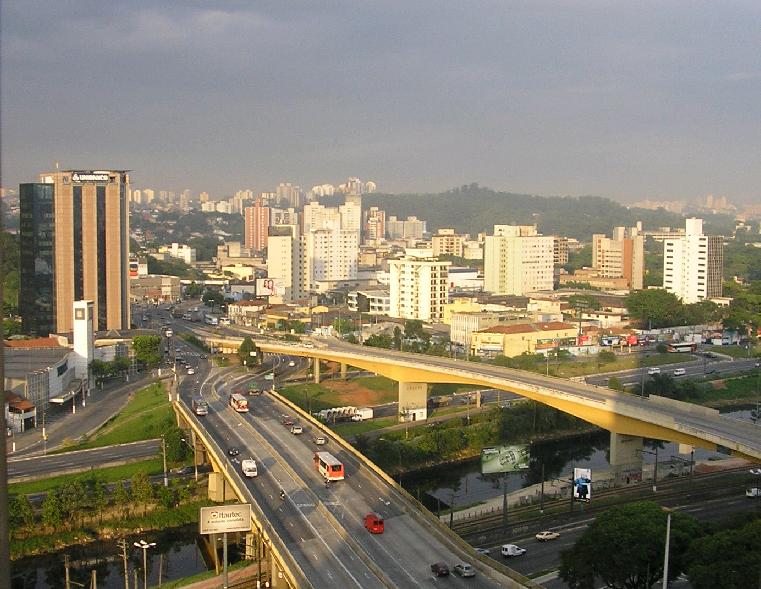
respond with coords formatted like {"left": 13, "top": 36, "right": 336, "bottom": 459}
{"left": 351, "top": 407, "right": 374, "bottom": 422}
{"left": 241, "top": 459, "right": 258, "bottom": 478}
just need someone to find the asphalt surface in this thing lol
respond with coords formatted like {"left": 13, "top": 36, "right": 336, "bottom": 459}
{"left": 181, "top": 357, "right": 523, "bottom": 588}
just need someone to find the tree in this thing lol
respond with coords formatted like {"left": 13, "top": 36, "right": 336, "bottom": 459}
{"left": 364, "top": 333, "right": 393, "bottom": 349}
{"left": 131, "top": 471, "right": 154, "bottom": 516}
{"left": 332, "top": 317, "right": 354, "bottom": 335}
{"left": 559, "top": 501, "right": 702, "bottom": 589}
{"left": 598, "top": 350, "right": 616, "bottom": 365}
{"left": 392, "top": 326, "right": 402, "bottom": 350}
{"left": 202, "top": 289, "right": 224, "bottom": 310}
{"left": 685, "top": 519, "right": 761, "bottom": 589}
{"left": 132, "top": 335, "right": 163, "bottom": 368}
{"left": 607, "top": 376, "right": 625, "bottom": 391}
{"left": 626, "top": 289, "right": 685, "bottom": 329}
{"left": 185, "top": 282, "right": 203, "bottom": 298}
{"left": 41, "top": 491, "right": 63, "bottom": 531}
{"left": 238, "top": 336, "right": 260, "bottom": 367}
{"left": 9, "top": 494, "right": 35, "bottom": 534}
{"left": 114, "top": 482, "right": 131, "bottom": 518}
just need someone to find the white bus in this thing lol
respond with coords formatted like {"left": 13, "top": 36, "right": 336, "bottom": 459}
{"left": 229, "top": 393, "right": 249, "bottom": 413}
{"left": 314, "top": 451, "right": 345, "bottom": 481}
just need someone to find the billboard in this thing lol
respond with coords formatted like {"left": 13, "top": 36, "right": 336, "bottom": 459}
{"left": 481, "top": 445, "right": 530, "bottom": 474}
{"left": 573, "top": 468, "right": 592, "bottom": 502}
{"left": 199, "top": 504, "right": 252, "bottom": 534}
{"left": 256, "top": 278, "right": 285, "bottom": 297}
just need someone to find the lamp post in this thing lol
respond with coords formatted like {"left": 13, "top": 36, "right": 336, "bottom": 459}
{"left": 160, "top": 435, "right": 168, "bottom": 487}
{"left": 134, "top": 539, "right": 156, "bottom": 589}
{"left": 180, "top": 435, "right": 199, "bottom": 481}
{"left": 662, "top": 508, "right": 672, "bottom": 589}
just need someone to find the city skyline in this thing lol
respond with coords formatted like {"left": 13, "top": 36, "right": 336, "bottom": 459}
{"left": 2, "top": 2, "right": 760, "bottom": 204}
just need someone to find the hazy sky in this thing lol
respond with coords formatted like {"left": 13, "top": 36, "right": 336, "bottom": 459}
{"left": 2, "top": 1, "right": 760, "bottom": 203}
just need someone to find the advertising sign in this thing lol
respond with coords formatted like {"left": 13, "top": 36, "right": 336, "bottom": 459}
{"left": 573, "top": 468, "right": 592, "bottom": 502}
{"left": 256, "top": 278, "right": 285, "bottom": 297}
{"left": 481, "top": 445, "right": 530, "bottom": 474}
{"left": 199, "top": 504, "right": 252, "bottom": 534}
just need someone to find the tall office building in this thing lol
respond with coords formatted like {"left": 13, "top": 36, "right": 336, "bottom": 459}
{"left": 483, "top": 225, "right": 554, "bottom": 295}
{"left": 663, "top": 218, "right": 723, "bottom": 303}
{"left": 592, "top": 226, "right": 644, "bottom": 290}
{"left": 244, "top": 198, "right": 270, "bottom": 252}
{"left": 19, "top": 170, "right": 130, "bottom": 335}
{"left": 388, "top": 253, "right": 450, "bottom": 322}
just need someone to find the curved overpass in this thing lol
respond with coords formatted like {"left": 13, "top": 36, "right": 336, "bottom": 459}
{"left": 207, "top": 334, "right": 761, "bottom": 461}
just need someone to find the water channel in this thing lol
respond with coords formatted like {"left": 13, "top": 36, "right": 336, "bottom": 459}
{"left": 11, "top": 408, "right": 757, "bottom": 587}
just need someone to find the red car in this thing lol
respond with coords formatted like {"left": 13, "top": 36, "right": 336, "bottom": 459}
{"left": 364, "top": 513, "right": 384, "bottom": 534}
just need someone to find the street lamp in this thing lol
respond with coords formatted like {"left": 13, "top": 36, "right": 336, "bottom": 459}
{"left": 180, "top": 436, "right": 199, "bottom": 481}
{"left": 661, "top": 508, "right": 672, "bottom": 589}
{"left": 160, "top": 435, "right": 168, "bottom": 487}
{"left": 134, "top": 539, "right": 156, "bottom": 589}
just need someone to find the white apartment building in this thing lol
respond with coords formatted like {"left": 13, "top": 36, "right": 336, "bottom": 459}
{"left": 157, "top": 242, "right": 196, "bottom": 265}
{"left": 266, "top": 226, "right": 306, "bottom": 303}
{"left": 432, "top": 228, "right": 466, "bottom": 258}
{"left": 271, "top": 207, "right": 299, "bottom": 227}
{"left": 663, "top": 218, "right": 723, "bottom": 303}
{"left": 483, "top": 225, "right": 554, "bottom": 295}
{"left": 305, "top": 228, "right": 359, "bottom": 288}
{"left": 347, "top": 289, "right": 391, "bottom": 315}
{"left": 388, "top": 254, "right": 450, "bottom": 322}
{"left": 387, "top": 216, "right": 426, "bottom": 240}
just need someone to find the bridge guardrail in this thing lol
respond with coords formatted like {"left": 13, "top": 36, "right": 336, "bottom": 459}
{"left": 269, "top": 388, "right": 543, "bottom": 589}
{"left": 175, "top": 400, "right": 310, "bottom": 589}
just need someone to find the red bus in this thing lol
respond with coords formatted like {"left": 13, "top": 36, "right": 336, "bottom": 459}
{"left": 314, "top": 451, "right": 345, "bottom": 481}
{"left": 229, "top": 393, "right": 249, "bottom": 413}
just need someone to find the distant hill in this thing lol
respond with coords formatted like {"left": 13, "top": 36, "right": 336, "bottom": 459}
{"left": 352, "top": 183, "right": 716, "bottom": 240}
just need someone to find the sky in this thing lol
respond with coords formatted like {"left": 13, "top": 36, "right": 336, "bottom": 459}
{"left": 2, "top": 1, "right": 760, "bottom": 203}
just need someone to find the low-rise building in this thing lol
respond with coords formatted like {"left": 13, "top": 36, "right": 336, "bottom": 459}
{"left": 228, "top": 299, "right": 268, "bottom": 327}
{"left": 347, "top": 290, "right": 391, "bottom": 315}
{"left": 470, "top": 321, "right": 578, "bottom": 358}
{"left": 130, "top": 274, "right": 182, "bottom": 303}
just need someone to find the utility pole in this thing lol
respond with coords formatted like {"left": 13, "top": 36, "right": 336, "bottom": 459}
{"left": 161, "top": 435, "right": 168, "bottom": 487}
{"left": 117, "top": 539, "right": 130, "bottom": 589}
{"left": 65, "top": 554, "right": 71, "bottom": 589}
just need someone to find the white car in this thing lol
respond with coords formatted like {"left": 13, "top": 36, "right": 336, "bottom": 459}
{"left": 535, "top": 530, "right": 560, "bottom": 542}
{"left": 288, "top": 360, "right": 296, "bottom": 367}
{"left": 673, "top": 368, "right": 686, "bottom": 376}
{"left": 290, "top": 424, "right": 303, "bottom": 435}
{"left": 647, "top": 367, "right": 661, "bottom": 375}
{"left": 313, "top": 436, "right": 327, "bottom": 445}
{"left": 746, "top": 487, "right": 761, "bottom": 498}
{"left": 453, "top": 563, "right": 476, "bottom": 578}
{"left": 187, "top": 368, "right": 195, "bottom": 375}
{"left": 241, "top": 459, "right": 258, "bottom": 477}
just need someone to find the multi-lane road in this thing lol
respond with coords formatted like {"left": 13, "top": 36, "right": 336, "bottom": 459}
{"left": 181, "top": 353, "right": 527, "bottom": 588}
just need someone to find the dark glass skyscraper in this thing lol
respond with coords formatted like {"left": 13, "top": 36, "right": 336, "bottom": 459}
{"left": 19, "top": 183, "right": 56, "bottom": 336}
{"left": 19, "top": 170, "right": 130, "bottom": 335}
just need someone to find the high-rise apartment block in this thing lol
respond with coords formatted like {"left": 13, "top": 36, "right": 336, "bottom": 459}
{"left": 266, "top": 225, "right": 306, "bottom": 303}
{"left": 592, "top": 226, "right": 644, "bottom": 290}
{"left": 432, "top": 228, "right": 466, "bottom": 258}
{"left": 277, "top": 182, "right": 303, "bottom": 209}
{"left": 387, "top": 216, "right": 426, "bottom": 240}
{"left": 483, "top": 225, "right": 554, "bottom": 296}
{"left": 663, "top": 218, "right": 723, "bottom": 303}
{"left": 389, "top": 253, "right": 450, "bottom": 322}
{"left": 20, "top": 170, "right": 130, "bottom": 335}
{"left": 364, "top": 207, "right": 386, "bottom": 242}
{"left": 244, "top": 198, "right": 270, "bottom": 252}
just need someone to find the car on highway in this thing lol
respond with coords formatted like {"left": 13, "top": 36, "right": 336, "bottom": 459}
{"left": 501, "top": 544, "right": 526, "bottom": 557}
{"left": 187, "top": 368, "right": 195, "bottom": 375}
{"left": 227, "top": 447, "right": 240, "bottom": 457}
{"left": 430, "top": 562, "right": 450, "bottom": 577}
{"left": 290, "top": 424, "right": 303, "bottom": 435}
{"left": 673, "top": 368, "right": 686, "bottom": 376}
{"left": 474, "top": 548, "right": 491, "bottom": 556}
{"left": 535, "top": 530, "right": 560, "bottom": 542}
{"left": 313, "top": 435, "right": 327, "bottom": 445}
{"left": 746, "top": 487, "right": 761, "bottom": 498}
{"left": 241, "top": 459, "right": 258, "bottom": 477}
{"left": 647, "top": 367, "right": 661, "bottom": 375}
{"left": 453, "top": 563, "right": 476, "bottom": 577}
{"left": 281, "top": 415, "right": 294, "bottom": 426}
{"left": 288, "top": 360, "right": 296, "bottom": 367}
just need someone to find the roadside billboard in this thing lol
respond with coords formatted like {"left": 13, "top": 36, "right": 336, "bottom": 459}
{"left": 199, "top": 504, "right": 252, "bottom": 535}
{"left": 481, "top": 445, "right": 530, "bottom": 474}
{"left": 256, "top": 278, "right": 285, "bottom": 297}
{"left": 573, "top": 468, "right": 592, "bottom": 502}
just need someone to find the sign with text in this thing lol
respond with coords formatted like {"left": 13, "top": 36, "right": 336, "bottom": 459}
{"left": 573, "top": 467, "right": 592, "bottom": 502}
{"left": 199, "top": 504, "right": 251, "bottom": 534}
{"left": 481, "top": 445, "right": 530, "bottom": 474}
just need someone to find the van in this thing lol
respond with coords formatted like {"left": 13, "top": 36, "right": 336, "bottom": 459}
{"left": 364, "top": 512, "right": 384, "bottom": 534}
{"left": 241, "top": 459, "right": 258, "bottom": 478}
{"left": 647, "top": 367, "right": 661, "bottom": 375}
{"left": 673, "top": 368, "right": 686, "bottom": 376}
{"left": 501, "top": 544, "right": 526, "bottom": 557}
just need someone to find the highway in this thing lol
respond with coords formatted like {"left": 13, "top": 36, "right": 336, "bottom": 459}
{"left": 181, "top": 355, "right": 526, "bottom": 588}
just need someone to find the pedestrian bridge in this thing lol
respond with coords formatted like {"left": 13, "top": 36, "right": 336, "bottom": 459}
{"left": 204, "top": 335, "right": 761, "bottom": 463}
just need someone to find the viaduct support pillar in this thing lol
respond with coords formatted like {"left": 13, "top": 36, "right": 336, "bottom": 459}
{"left": 340, "top": 363, "right": 348, "bottom": 380}
{"left": 208, "top": 470, "right": 238, "bottom": 502}
{"left": 609, "top": 433, "right": 644, "bottom": 486}
{"left": 313, "top": 358, "right": 321, "bottom": 383}
{"left": 398, "top": 382, "right": 428, "bottom": 422}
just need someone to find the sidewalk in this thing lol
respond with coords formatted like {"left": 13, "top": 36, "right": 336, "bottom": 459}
{"left": 7, "top": 373, "right": 154, "bottom": 456}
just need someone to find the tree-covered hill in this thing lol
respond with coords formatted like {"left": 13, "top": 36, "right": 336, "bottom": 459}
{"left": 358, "top": 183, "right": 734, "bottom": 240}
